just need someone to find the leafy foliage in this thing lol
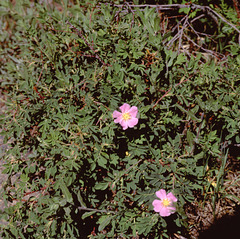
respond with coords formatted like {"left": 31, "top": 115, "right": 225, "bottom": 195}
{"left": 0, "top": 0, "right": 239, "bottom": 238}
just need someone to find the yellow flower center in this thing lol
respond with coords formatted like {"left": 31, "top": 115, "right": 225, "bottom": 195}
{"left": 122, "top": 112, "right": 131, "bottom": 121}
{"left": 162, "top": 199, "right": 170, "bottom": 207}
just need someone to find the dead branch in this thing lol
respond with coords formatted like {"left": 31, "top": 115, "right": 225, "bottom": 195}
{"left": 183, "top": 33, "right": 226, "bottom": 59}
{"left": 164, "top": 15, "right": 188, "bottom": 47}
{"left": 110, "top": 3, "right": 240, "bottom": 45}
{"left": 121, "top": 2, "right": 135, "bottom": 32}
{"left": 233, "top": 0, "right": 240, "bottom": 19}
{"left": 77, "top": 206, "right": 116, "bottom": 214}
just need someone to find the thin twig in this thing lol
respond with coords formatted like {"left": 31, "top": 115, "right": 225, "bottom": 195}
{"left": 171, "top": 14, "right": 188, "bottom": 34}
{"left": 190, "top": 13, "right": 205, "bottom": 23}
{"left": 153, "top": 76, "right": 192, "bottom": 109}
{"left": 233, "top": 0, "right": 240, "bottom": 19}
{"left": 178, "top": 15, "right": 189, "bottom": 53}
{"left": 153, "top": 87, "right": 172, "bottom": 109}
{"left": 124, "top": 2, "right": 135, "bottom": 32}
{"left": 33, "top": 85, "right": 45, "bottom": 103}
{"left": 114, "top": 4, "right": 187, "bottom": 10}
{"left": 77, "top": 206, "right": 116, "bottom": 214}
{"left": 162, "top": 15, "right": 168, "bottom": 36}
{"left": 196, "top": 4, "right": 240, "bottom": 34}
{"left": 183, "top": 33, "right": 225, "bottom": 59}
{"left": 187, "top": 21, "right": 217, "bottom": 44}
{"left": 165, "top": 15, "right": 188, "bottom": 46}
{"left": 113, "top": 3, "right": 239, "bottom": 32}
{"left": 112, "top": 3, "right": 240, "bottom": 45}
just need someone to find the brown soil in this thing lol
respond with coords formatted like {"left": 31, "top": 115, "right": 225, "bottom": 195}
{"left": 185, "top": 168, "right": 240, "bottom": 238}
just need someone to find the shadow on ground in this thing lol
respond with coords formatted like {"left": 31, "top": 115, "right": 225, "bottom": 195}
{"left": 198, "top": 205, "right": 240, "bottom": 239}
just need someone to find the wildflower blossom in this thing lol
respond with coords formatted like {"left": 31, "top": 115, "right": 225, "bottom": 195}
{"left": 152, "top": 189, "right": 177, "bottom": 217}
{"left": 113, "top": 103, "right": 138, "bottom": 130}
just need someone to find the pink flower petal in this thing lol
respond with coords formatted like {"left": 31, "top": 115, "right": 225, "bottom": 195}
{"left": 153, "top": 190, "right": 177, "bottom": 217}
{"left": 159, "top": 207, "right": 171, "bottom": 217}
{"left": 114, "top": 117, "right": 122, "bottom": 123}
{"left": 119, "top": 103, "right": 130, "bottom": 113}
{"left": 167, "top": 206, "right": 176, "bottom": 212}
{"left": 128, "top": 106, "right": 138, "bottom": 117}
{"left": 113, "top": 110, "right": 122, "bottom": 119}
{"left": 127, "top": 118, "right": 138, "bottom": 128}
{"left": 113, "top": 104, "right": 139, "bottom": 130}
{"left": 156, "top": 189, "right": 167, "bottom": 200}
{"left": 167, "top": 192, "right": 178, "bottom": 202}
{"left": 120, "top": 120, "right": 128, "bottom": 130}
{"left": 152, "top": 199, "right": 162, "bottom": 212}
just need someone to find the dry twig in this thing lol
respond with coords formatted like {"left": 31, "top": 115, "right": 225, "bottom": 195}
{"left": 111, "top": 3, "right": 240, "bottom": 45}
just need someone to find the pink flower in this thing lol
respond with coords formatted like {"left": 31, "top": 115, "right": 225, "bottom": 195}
{"left": 113, "top": 103, "right": 138, "bottom": 130}
{"left": 152, "top": 189, "right": 177, "bottom": 217}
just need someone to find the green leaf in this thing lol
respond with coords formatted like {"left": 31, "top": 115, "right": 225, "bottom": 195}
{"left": 98, "top": 215, "right": 112, "bottom": 232}
{"left": 60, "top": 180, "right": 73, "bottom": 203}
{"left": 82, "top": 211, "right": 96, "bottom": 220}
{"left": 98, "top": 155, "right": 108, "bottom": 168}
{"left": 20, "top": 174, "right": 29, "bottom": 182}
{"left": 175, "top": 53, "right": 187, "bottom": 65}
{"left": 187, "top": 131, "right": 195, "bottom": 147}
{"left": 95, "top": 182, "right": 109, "bottom": 190}
{"left": 176, "top": 104, "right": 200, "bottom": 122}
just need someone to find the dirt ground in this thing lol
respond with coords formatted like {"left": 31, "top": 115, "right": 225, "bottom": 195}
{"left": 186, "top": 157, "right": 240, "bottom": 238}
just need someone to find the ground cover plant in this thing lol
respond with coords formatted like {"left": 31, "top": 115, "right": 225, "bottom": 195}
{"left": 0, "top": 0, "right": 240, "bottom": 238}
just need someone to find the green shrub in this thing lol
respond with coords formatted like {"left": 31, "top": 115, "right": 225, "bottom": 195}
{"left": 0, "top": 0, "right": 239, "bottom": 238}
